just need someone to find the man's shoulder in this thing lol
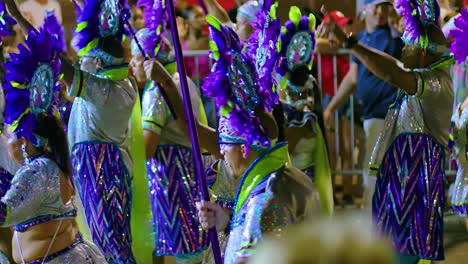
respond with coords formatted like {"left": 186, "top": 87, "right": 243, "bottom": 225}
{"left": 266, "top": 166, "right": 315, "bottom": 196}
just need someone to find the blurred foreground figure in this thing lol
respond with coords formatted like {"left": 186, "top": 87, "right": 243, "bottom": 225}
{"left": 250, "top": 213, "right": 393, "bottom": 264}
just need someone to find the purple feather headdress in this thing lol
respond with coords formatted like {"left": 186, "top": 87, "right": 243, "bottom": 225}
{"left": 0, "top": 1, "right": 17, "bottom": 43}
{"left": 44, "top": 10, "right": 66, "bottom": 53}
{"left": 74, "top": 0, "right": 130, "bottom": 57}
{"left": 449, "top": 9, "right": 468, "bottom": 64}
{"left": 243, "top": 0, "right": 281, "bottom": 112}
{"left": 396, "top": 0, "right": 440, "bottom": 49}
{"left": 3, "top": 18, "right": 62, "bottom": 146}
{"left": 203, "top": 16, "right": 270, "bottom": 152}
{"left": 276, "top": 6, "right": 316, "bottom": 90}
{"left": 136, "top": 0, "right": 168, "bottom": 58}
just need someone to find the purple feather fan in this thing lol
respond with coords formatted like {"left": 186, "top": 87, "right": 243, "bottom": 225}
{"left": 244, "top": 0, "right": 281, "bottom": 112}
{"left": 3, "top": 22, "right": 62, "bottom": 145}
{"left": 0, "top": 1, "right": 17, "bottom": 43}
{"left": 44, "top": 10, "right": 67, "bottom": 53}
{"left": 72, "top": 0, "right": 84, "bottom": 17}
{"left": 137, "top": 0, "right": 167, "bottom": 57}
{"left": 449, "top": 8, "right": 468, "bottom": 64}
{"left": 74, "top": 0, "right": 130, "bottom": 55}
{"left": 203, "top": 17, "right": 270, "bottom": 150}
{"left": 395, "top": 0, "right": 441, "bottom": 45}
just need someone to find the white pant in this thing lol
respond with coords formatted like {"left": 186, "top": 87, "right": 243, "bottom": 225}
{"left": 362, "top": 118, "right": 386, "bottom": 210}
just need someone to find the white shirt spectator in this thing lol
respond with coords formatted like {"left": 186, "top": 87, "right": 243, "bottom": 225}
{"left": 19, "top": 0, "right": 62, "bottom": 28}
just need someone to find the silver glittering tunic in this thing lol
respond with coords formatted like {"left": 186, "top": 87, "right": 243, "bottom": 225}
{"left": 224, "top": 143, "right": 320, "bottom": 264}
{"left": 0, "top": 156, "right": 107, "bottom": 263}
{"left": 1, "top": 157, "right": 76, "bottom": 228}
{"left": 142, "top": 74, "right": 202, "bottom": 146}
{"left": 369, "top": 63, "right": 453, "bottom": 169}
{"left": 67, "top": 68, "right": 137, "bottom": 172}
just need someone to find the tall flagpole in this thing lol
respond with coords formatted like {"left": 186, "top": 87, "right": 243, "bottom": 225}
{"left": 165, "top": 0, "right": 223, "bottom": 263}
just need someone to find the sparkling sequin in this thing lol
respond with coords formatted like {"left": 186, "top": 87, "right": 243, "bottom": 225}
{"left": 67, "top": 68, "right": 137, "bottom": 173}
{"left": 98, "top": 0, "right": 120, "bottom": 37}
{"left": 25, "top": 233, "right": 106, "bottom": 264}
{"left": 142, "top": 78, "right": 207, "bottom": 257}
{"left": 369, "top": 67, "right": 452, "bottom": 260}
{"left": 286, "top": 31, "right": 314, "bottom": 70}
{"left": 223, "top": 145, "right": 320, "bottom": 264}
{"left": 449, "top": 105, "right": 468, "bottom": 215}
{"left": 147, "top": 146, "right": 209, "bottom": 256}
{"left": 1, "top": 157, "right": 75, "bottom": 227}
{"left": 72, "top": 142, "right": 135, "bottom": 263}
{"left": 30, "top": 63, "right": 55, "bottom": 116}
{"left": 228, "top": 51, "right": 259, "bottom": 113}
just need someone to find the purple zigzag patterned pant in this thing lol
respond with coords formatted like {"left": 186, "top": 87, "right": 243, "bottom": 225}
{"left": 147, "top": 145, "right": 208, "bottom": 258}
{"left": 72, "top": 142, "right": 136, "bottom": 264}
{"left": 372, "top": 134, "right": 445, "bottom": 260}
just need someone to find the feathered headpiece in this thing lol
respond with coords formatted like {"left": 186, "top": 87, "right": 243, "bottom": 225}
{"left": 203, "top": 16, "right": 269, "bottom": 152}
{"left": 276, "top": 6, "right": 316, "bottom": 90}
{"left": 44, "top": 10, "right": 66, "bottom": 53}
{"left": 135, "top": 0, "right": 168, "bottom": 59}
{"left": 449, "top": 9, "right": 468, "bottom": 64}
{"left": 203, "top": 0, "right": 281, "bottom": 152}
{"left": 0, "top": 1, "right": 17, "bottom": 43}
{"left": 395, "top": 0, "right": 441, "bottom": 50}
{"left": 244, "top": 0, "right": 282, "bottom": 111}
{"left": 3, "top": 15, "right": 63, "bottom": 146}
{"left": 74, "top": 0, "right": 129, "bottom": 61}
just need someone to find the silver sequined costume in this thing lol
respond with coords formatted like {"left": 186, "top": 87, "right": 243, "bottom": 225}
{"left": 223, "top": 143, "right": 320, "bottom": 264}
{"left": 0, "top": 156, "right": 106, "bottom": 263}
{"left": 370, "top": 60, "right": 453, "bottom": 260}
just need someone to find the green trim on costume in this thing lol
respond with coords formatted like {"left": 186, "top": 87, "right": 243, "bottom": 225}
{"left": 129, "top": 91, "right": 155, "bottom": 264}
{"left": 96, "top": 65, "right": 129, "bottom": 81}
{"left": 164, "top": 61, "right": 177, "bottom": 75}
{"left": 10, "top": 108, "right": 31, "bottom": 132}
{"left": 313, "top": 125, "right": 334, "bottom": 216}
{"left": 78, "top": 38, "right": 99, "bottom": 57}
{"left": 235, "top": 143, "right": 289, "bottom": 214}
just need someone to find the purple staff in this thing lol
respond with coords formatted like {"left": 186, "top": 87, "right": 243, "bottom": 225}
{"left": 165, "top": 0, "right": 223, "bottom": 263}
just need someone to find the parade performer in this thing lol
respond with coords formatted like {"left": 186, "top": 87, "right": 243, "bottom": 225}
{"left": 144, "top": 2, "right": 321, "bottom": 263}
{"left": 130, "top": 0, "right": 210, "bottom": 260}
{"left": 275, "top": 6, "right": 334, "bottom": 216}
{"left": 5, "top": 0, "right": 154, "bottom": 262}
{"left": 448, "top": 8, "right": 468, "bottom": 229}
{"left": 0, "top": 14, "right": 106, "bottom": 263}
{"left": 67, "top": 0, "right": 153, "bottom": 262}
{"left": 319, "top": 0, "right": 453, "bottom": 262}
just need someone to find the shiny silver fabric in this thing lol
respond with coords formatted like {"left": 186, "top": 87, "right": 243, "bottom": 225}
{"left": 1, "top": 157, "right": 75, "bottom": 227}
{"left": 369, "top": 67, "right": 453, "bottom": 168}
{"left": 450, "top": 105, "right": 468, "bottom": 214}
{"left": 39, "top": 241, "right": 107, "bottom": 264}
{"left": 142, "top": 74, "right": 202, "bottom": 146}
{"left": 67, "top": 68, "right": 137, "bottom": 172}
{"left": 224, "top": 166, "right": 320, "bottom": 264}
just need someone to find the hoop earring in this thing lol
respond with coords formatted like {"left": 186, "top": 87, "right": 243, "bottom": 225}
{"left": 22, "top": 143, "right": 29, "bottom": 164}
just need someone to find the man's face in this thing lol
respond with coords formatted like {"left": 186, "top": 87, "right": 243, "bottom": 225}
{"left": 131, "top": 7, "right": 145, "bottom": 31}
{"left": 79, "top": 56, "right": 102, "bottom": 74}
{"left": 220, "top": 143, "right": 245, "bottom": 178}
{"left": 366, "top": 3, "right": 392, "bottom": 28}
{"left": 190, "top": 6, "right": 207, "bottom": 32}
